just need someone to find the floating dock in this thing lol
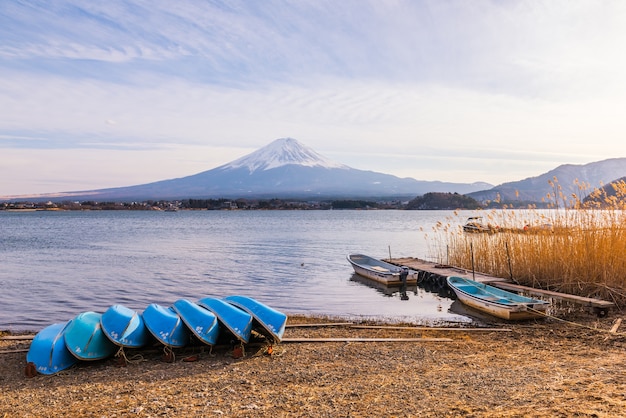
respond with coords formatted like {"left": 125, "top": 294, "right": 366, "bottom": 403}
{"left": 387, "top": 257, "right": 615, "bottom": 317}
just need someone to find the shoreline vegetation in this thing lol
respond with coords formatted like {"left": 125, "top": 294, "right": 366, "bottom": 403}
{"left": 2, "top": 314, "right": 626, "bottom": 417}
{"left": 431, "top": 179, "right": 626, "bottom": 308}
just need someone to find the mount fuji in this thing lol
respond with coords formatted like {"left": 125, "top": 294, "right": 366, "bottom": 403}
{"left": 6, "top": 138, "right": 492, "bottom": 201}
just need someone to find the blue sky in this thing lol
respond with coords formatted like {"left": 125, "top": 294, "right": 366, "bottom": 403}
{"left": 2, "top": 0, "right": 626, "bottom": 196}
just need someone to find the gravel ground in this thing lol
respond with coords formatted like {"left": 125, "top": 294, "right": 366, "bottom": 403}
{"left": 1, "top": 312, "right": 626, "bottom": 417}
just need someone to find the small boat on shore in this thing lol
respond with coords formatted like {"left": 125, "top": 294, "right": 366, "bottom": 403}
{"left": 446, "top": 276, "right": 549, "bottom": 320}
{"left": 198, "top": 297, "right": 253, "bottom": 344}
{"left": 64, "top": 312, "right": 117, "bottom": 360}
{"left": 224, "top": 295, "right": 287, "bottom": 343}
{"left": 101, "top": 304, "right": 149, "bottom": 348}
{"left": 26, "top": 322, "right": 78, "bottom": 375}
{"left": 172, "top": 299, "right": 220, "bottom": 346}
{"left": 347, "top": 254, "right": 415, "bottom": 285}
{"left": 142, "top": 304, "right": 190, "bottom": 348}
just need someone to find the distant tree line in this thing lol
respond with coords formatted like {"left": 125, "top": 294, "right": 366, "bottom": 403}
{"left": 1, "top": 193, "right": 487, "bottom": 211}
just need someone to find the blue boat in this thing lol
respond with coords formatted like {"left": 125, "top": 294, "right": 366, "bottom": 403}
{"left": 172, "top": 299, "right": 220, "bottom": 346}
{"left": 64, "top": 312, "right": 118, "bottom": 360}
{"left": 198, "top": 297, "right": 253, "bottom": 344}
{"left": 447, "top": 276, "right": 550, "bottom": 320}
{"left": 224, "top": 295, "right": 287, "bottom": 343}
{"left": 100, "top": 304, "right": 150, "bottom": 348}
{"left": 142, "top": 303, "right": 190, "bottom": 348}
{"left": 26, "top": 322, "right": 78, "bottom": 375}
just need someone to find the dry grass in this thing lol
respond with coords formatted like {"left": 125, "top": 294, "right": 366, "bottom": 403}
{"left": 431, "top": 178, "right": 626, "bottom": 308}
{"left": 2, "top": 314, "right": 626, "bottom": 417}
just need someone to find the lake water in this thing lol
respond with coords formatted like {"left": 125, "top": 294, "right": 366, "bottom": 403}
{"left": 0, "top": 209, "right": 476, "bottom": 331}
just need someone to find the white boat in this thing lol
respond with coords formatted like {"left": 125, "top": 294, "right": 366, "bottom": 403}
{"left": 446, "top": 276, "right": 549, "bottom": 320}
{"left": 462, "top": 217, "right": 498, "bottom": 233}
{"left": 347, "top": 254, "right": 416, "bottom": 285}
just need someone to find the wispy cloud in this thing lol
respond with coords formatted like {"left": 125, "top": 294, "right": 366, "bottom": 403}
{"left": 1, "top": 0, "right": 626, "bottom": 194}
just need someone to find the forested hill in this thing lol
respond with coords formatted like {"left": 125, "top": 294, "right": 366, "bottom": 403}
{"left": 406, "top": 192, "right": 482, "bottom": 210}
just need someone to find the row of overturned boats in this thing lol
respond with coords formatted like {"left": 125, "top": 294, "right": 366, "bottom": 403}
{"left": 26, "top": 295, "right": 287, "bottom": 376}
{"left": 347, "top": 253, "right": 550, "bottom": 321}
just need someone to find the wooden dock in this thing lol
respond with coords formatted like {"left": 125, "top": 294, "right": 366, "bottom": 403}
{"left": 387, "top": 257, "right": 615, "bottom": 317}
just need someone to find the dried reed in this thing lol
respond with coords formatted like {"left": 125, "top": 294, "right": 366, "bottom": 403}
{"left": 432, "top": 178, "right": 626, "bottom": 307}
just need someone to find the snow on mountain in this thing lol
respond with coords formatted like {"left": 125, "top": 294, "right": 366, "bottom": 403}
{"left": 221, "top": 138, "right": 348, "bottom": 172}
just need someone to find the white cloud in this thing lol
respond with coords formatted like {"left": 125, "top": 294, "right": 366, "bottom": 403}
{"left": 2, "top": 0, "right": 626, "bottom": 195}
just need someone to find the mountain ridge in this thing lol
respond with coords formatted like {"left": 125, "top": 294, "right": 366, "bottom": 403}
{"left": 467, "top": 158, "right": 626, "bottom": 204}
{"left": 0, "top": 138, "right": 492, "bottom": 202}
{"left": 3, "top": 138, "right": 625, "bottom": 203}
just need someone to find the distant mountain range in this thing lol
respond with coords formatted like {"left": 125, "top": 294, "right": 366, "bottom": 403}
{"left": 2, "top": 138, "right": 491, "bottom": 202}
{"left": 467, "top": 158, "right": 626, "bottom": 204}
{"left": 3, "top": 138, "right": 626, "bottom": 203}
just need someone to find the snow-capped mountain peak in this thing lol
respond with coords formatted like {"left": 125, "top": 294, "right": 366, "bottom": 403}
{"left": 222, "top": 138, "right": 348, "bottom": 172}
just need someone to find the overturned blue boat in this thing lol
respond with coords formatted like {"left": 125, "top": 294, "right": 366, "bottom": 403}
{"left": 100, "top": 304, "right": 150, "bottom": 348}
{"left": 224, "top": 295, "right": 287, "bottom": 343}
{"left": 172, "top": 299, "right": 220, "bottom": 346}
{"left": 26, "top": 322, "right": 78, "bottom": 375}
{"left": 142, "top": 303, "right": 190, "bottom": 348}
{"left": 64, "top": 311, "right": 117, "bottom": 360}
{"left": 198, "top": 297, "right": 253, "bottom": 344}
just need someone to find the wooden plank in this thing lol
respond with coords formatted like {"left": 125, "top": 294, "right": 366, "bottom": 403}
{"left": 0, "top": 348, "right": 29, "bottom": 354}
{"left": 285, "top": 322, "right": 353, "bottom": 328}
{"left": 389, "top": 257, "right": 616, "bottom": 311}
{"left": 1, "top": 335, "right": 35, "bottom": 341}
{"left": 281, "top": 337, "right": 454, "bottom": 343}
{"left": 351, "top": 325, "right": 512, "bottom": 332}
{"left": 491, "top": 282, "right": 615, "bottom": 308}
{"left": 610, "top": 318, "right": 623, "bottom": 334}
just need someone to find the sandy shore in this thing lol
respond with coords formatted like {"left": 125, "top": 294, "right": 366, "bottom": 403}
{"left": 2, "top": 312, "right": 625, "bottom": 417}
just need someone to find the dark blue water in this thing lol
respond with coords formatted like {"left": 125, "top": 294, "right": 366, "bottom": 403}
{"left": 0, "top": 210, "right": 472, "bottom": 331}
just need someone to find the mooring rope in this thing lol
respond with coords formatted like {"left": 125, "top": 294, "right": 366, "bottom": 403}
{"left": 114, "top": 346, "right": 144, "bottom": 364}
{"left": 526, "top": 307, "right": 626, "bottom": 336}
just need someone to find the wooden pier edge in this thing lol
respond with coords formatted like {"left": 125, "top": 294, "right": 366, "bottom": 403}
{"left": 386, "top": 257, "right": 615, "bottom": 317}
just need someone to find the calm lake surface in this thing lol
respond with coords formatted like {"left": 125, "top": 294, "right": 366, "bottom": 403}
{"left": 0, "top": 209, "right": 476, "bottom": 331}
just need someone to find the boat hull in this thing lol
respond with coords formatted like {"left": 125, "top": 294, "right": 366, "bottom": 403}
{"left": 101, "top": 304, "right": 149, "bottom": 348}
{"left": 142, "top": 304, "right": 190, "bottom": 348}
{"left": 64, "top": 312, "right": 118, "bottom": 360}
{"left": 198, "top": 297, "right": 253, "bottom": 344}
{"left": 26, "top": 322, "right": 78, "bottom": 375}
{"left": 447, "top": 276, "right": 549, "bottom": 320}
{"left": 224, "top": 295, "right": 287, "bottom": 343}
{"left": 347, "top": 254, "right": 416, "bottom": 285}
{"left": 172, "top": 299, "right": 220, "bottom": 346}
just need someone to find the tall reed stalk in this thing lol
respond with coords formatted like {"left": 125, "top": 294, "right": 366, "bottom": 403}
{"left": 433, "top": 178, "right": 626, "bottom": 307}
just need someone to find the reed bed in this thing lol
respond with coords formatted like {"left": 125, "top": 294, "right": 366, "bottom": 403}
{"left": 431, "top": 179, "right": 626, "bottom": 308}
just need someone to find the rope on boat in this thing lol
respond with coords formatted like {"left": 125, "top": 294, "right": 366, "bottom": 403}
{"left": 162, "top": 345, "right": 175, "bottom": 363}
{"left": 114, "top": 346, "right": 144, "bottom": 365}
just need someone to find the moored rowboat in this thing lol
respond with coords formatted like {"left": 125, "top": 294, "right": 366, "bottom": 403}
{"left": 446, "top": 276, "right": 549, "bottom": 320}
{"left": 347, "top": 253, "right": 416, "bottom": 285}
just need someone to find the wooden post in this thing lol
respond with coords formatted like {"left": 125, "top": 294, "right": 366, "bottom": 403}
{"left": 470, "top": 242, "right": 475, "bottom": 280}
